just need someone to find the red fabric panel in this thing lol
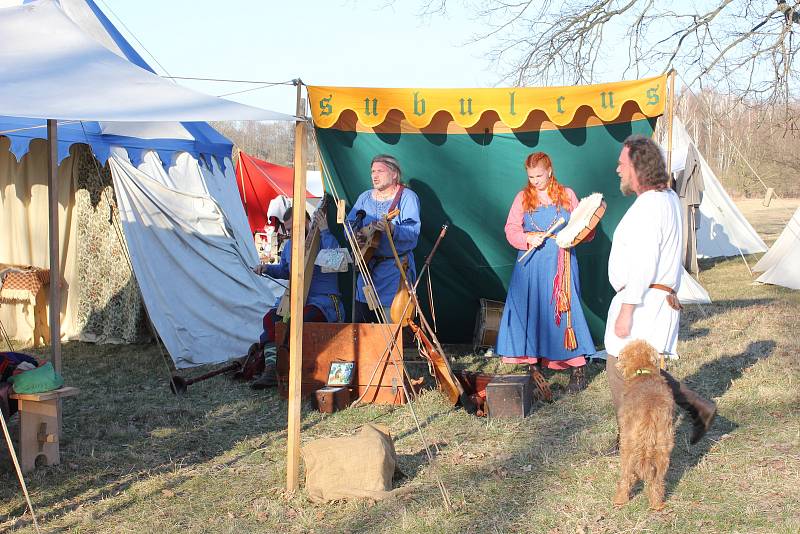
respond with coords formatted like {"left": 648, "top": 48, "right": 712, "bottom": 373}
{"left": 235, "top": 151, "right": 313, "bottom": 234}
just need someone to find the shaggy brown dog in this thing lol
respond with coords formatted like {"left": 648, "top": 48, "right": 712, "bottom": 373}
{"left": 614, "top": 339, "right": 674, "bottom": 510}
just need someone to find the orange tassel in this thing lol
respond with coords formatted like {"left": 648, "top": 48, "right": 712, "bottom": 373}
{"left": 564, "top": 326, "right": 577, "bottom": 350}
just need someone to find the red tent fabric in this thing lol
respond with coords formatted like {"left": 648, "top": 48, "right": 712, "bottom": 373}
{"left": 235, "top": 151, "right": 313, "bottom": 233}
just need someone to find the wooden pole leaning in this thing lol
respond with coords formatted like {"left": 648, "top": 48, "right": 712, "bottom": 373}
{"left": 47, "top": 119, "right": 61, "bottom": 374}
{"left": 662, "top": 70, "right": 677, "bottom": 372}
{"left": 666, "top": 70, "right": 676, "bottom": 179}
{"left": 286, "top": 80, "right": 307, "bottom": 493}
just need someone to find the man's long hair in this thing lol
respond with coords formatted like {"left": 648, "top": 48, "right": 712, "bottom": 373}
{"left": 522, "top": 152, "right": 572, "bottom": 211}
{"left": 624, "top": 135, "right": 669, "bottom": 191}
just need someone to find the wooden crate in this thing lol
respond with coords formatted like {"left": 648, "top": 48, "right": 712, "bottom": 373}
{"left": 276, "top": 322, "right": 407, "bottom": 405}
{"left": 486, "top": 375, "right": 532, "bottom": 418}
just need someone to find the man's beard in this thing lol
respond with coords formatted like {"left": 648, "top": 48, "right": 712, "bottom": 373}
{"left": 619, "top": 179, "right": 634, "bottom": 196}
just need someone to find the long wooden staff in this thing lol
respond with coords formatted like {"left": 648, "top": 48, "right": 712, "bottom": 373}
{"left": 517, "top": 216, "right": 565, "bottom": 263}
{"left": 1, "top": 410, "right": 41, "bottom": 532}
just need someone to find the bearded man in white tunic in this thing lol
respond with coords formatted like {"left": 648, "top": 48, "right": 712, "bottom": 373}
{"left": 605, "top": 135, "right": 717, "bottom": 448}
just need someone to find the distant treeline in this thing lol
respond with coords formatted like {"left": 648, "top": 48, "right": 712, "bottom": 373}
{"left": 673, "top": 91, "right": 800, "bottom": 199}
{"left": 210, "top": 120, "right": 318, "bottom": 169}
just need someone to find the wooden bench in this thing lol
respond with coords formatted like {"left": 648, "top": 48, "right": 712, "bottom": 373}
{"left": 9, "top": 386, "right": 79, "bottom": 472}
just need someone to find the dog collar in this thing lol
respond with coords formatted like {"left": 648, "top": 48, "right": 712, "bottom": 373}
{"left": 634, "top": 369, "right": 652, "bottom": 376}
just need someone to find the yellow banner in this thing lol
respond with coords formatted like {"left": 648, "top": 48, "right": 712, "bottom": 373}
{"left": 308, "top": 75, "right": 666, "bottom": 129}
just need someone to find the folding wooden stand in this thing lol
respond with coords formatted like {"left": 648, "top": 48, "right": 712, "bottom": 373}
{"left": 9, "top": 386, "right": 79, "bottom": 472}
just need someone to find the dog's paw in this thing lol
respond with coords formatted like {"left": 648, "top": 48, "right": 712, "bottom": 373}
{"left": 613, "top": 493, "right": 630, "bottom": 507}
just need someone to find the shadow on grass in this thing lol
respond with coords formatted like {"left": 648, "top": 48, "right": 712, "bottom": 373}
{"left": 0, "top": 341, "right": 318, "bottom": 529}
{"left": 326, "top": 391, "right": 609, "bottom": 532}
{"left": 665, "top": 339, "right": 776, "bottom": 496}
{"left": 326, "top": 341, "right": 776, "bottom": 532}
{"left": 680, "top": 298, "right": 776, "bottom": 340}
{"left": 697, "top": 256, "right": 764, "bottom": 271}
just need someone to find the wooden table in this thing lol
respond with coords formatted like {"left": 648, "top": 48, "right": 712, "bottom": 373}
{"left": 9, "top": 386, "right": 79, "bottom": 472}
{"left": 0, "top": 265, "right": 52, "bottom": 347}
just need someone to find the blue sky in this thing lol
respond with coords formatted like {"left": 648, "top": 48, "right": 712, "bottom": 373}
{"left": 99, "top": 0, "right": 497, "bottom": 115}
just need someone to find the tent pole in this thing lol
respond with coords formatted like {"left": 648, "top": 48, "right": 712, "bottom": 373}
{"left": 666, "top": 70, "right": 676, "bottom": 175}
{"left": 47, "top": 119, "right": 61, "bottom": 373}
{"left": 286, "top": 79, "right": 307, "bottom": 493}
{"left": 236, "top": 149, "right": 247, "bottom": 209}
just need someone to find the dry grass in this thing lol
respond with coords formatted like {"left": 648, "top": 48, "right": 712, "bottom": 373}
{"left": 1, "top": 201, "right": 799, "bottom": 533}
{"left": 735, "top": 197, "right": 800, "bottom": 245}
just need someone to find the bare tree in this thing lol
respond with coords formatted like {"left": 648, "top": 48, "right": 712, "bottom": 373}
{"left": 420, "top": 0, "right": 800, "bottom": 111}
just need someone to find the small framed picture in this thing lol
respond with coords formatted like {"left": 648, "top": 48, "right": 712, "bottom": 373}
{"left": 327, "top": 361, "right": 355, "bottom": 386}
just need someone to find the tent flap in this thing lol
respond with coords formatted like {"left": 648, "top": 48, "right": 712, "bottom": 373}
{"left": 668, "top": 117, "right": 767, "bottom": 258}
{"left": 236, "top": 151, "right": 314, "bottom": 233}
{"left": 754, "top": 207, "right": 800, "bottom": 290}
{"left": 108, "top": 153, "right": 281, "bottom": 368}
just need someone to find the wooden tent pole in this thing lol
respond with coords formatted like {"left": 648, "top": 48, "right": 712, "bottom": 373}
{"left": 236, "top": 149, "right": 247, "bottom": 208}
{"left": 286, "top": 79, "right": 307, "bottom": 492}
{"left": 666, "top": 70, "right": 676, "bottom": 176}
{"left": 661, "top": 71, "right": 677, "bottom": 371}
{"left": 47, "top": 119, "right": 61, "bottom": 373}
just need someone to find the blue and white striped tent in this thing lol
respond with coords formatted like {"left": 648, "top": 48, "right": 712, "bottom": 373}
{"left": 0, "top": 0, "right": 293, "bottom": 367}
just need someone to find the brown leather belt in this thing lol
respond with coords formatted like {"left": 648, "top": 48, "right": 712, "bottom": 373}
{"left": 648, "top": 284, "right": 682, "bottom": 310}
{"left": 618, "top": 284, "right": 682, "bottom": 311}
{"left": 649, "top": 283, "right": 675, "bottom": 294}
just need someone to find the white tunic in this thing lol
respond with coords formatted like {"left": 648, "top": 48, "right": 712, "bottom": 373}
{"left": 604, "top": 189, "right": 683, "bottom": 357}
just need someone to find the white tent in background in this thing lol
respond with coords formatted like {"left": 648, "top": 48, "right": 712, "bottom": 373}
{"left": 668, "top": 117, "right": 767, "bottom": 258}
{"left": 677, "top": 268, "right": 711, "bottom": 304}
{"left": 0, "top": 0, "right": 293, "bottom": 368}
{"left": 753, "top": 208, "right": 800, "bottom": 290}
{"left": 306, "top": 170, "right": 324, "bottom": 197}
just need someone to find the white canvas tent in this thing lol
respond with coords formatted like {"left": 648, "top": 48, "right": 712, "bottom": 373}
{"left": 753, "top": 208, "right": 800, "bottom": 289}
{"left": 0, "top": 0, "right": 294, "bottom": 368}
{"left": 677, "top": 268, "right": 711, "bottom": 304}
{"left": 669, "top": 117, "right": 767, "bottom": 259}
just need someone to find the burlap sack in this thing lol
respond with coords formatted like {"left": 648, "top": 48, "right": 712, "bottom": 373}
{"left": 302, "top": 423, "right": 411, "bottom": 502}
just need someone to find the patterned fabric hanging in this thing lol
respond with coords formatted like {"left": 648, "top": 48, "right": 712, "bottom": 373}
{"left": 73, "top": 146, "right": 149, "bottom": 344}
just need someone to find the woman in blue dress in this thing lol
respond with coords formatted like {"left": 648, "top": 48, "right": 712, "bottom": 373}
{"left": 496, "top": 152, "right": 595, "bottom": 395}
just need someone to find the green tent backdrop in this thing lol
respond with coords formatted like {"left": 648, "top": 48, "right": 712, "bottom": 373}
{"left": 309, "top": 76, "right": 666, "bottom": 346}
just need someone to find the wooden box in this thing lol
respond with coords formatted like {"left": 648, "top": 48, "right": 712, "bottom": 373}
{"left": 486, "top": 375, "right": 532, "bottom": 418}
{"left": 276, "top": 322, "right": 407, "bottom": 405}
{"left": 315, "top": 386, "right": 350, "bottom": 413}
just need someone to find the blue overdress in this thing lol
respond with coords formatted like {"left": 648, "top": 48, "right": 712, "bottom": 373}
{"left": 346, "top": 189, "right": 421, "bottom": 307}
{"left": 495, "top": 205, "right": 595, "bottom": 359}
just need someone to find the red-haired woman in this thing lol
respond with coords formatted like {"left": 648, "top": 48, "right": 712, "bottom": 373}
{"left": 495, "top": 152, "right": 595, "bottom": 395}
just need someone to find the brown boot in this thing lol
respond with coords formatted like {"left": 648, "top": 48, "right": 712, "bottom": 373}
{"left": 251, "top": 358, "right": 277, "bottom": 390}
{"left": 567, "top": 365, "right": 588, "bottom": 394}
{"left": 530, "top": 364, "right": 552, "bottom": 402}
{"left": 661, "top": 370, "right": 717, "bottom": 444}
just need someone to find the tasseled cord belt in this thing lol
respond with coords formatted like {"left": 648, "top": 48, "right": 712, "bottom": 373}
{"left": 552, "top": 247, "right": 578, "bottom": 350}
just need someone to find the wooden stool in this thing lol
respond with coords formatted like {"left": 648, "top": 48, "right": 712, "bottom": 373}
{"left": 9, "top": 387, "right": 79, "bottom": 472}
